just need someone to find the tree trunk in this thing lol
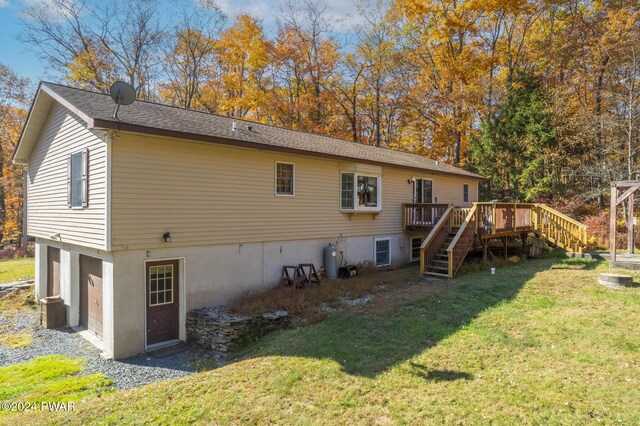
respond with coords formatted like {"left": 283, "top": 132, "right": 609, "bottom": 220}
{"left": 375, "top": 78, "right": 381, "bottom": 147}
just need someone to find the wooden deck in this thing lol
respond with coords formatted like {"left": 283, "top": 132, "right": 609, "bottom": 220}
{"left": 403, "top": 202, "right": 588, "bottom": 278}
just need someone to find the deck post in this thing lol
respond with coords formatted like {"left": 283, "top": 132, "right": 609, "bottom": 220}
{"left": 610, "top": 185, "right": 617, "bottom": 263}
{"left": 521, "top": 233, "right": 528, "bottom": 259}
{"left": 628, "top": 193, "right": 634, "bottom": 254}
{"left": 502, "top": 236, "right": 508, "bottom": 259}
{"left": 482, "top": 239, "right": 488, "bottom": 265}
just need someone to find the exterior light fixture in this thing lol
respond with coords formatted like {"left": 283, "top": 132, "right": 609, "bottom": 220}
{"left": 163, "top": 232, "right": 171, "bottom": 243}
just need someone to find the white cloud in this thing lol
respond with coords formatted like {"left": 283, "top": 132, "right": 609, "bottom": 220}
{"left": 216, "top": 0, "right": 366, "bottom": 35}
{"left": 0, "top": 0, "right": 10, "bottom": 8}
{"left": 21, "top": 0, "right": 78, "bottom": 23}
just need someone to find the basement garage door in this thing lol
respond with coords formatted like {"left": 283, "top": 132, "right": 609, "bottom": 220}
{"left": 79, "top": 254, "right": 103, "bottom": 338}
{"left": 47, "top": 247, "right": 60, "bottom": 296}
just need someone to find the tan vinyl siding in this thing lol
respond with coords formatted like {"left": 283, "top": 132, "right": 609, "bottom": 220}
{"left": 26, "top": 103, "right": 107, "bottom": 249}
{"left": 111, "top": 134, "right": 479, "bottom": 250}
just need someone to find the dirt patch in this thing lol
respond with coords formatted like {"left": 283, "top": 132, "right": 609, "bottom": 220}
{"left": 230, "top": 266, "right": 423, "bottom": 322}
{"left": 345, "top": 276, "right": 455, "bottom": 315}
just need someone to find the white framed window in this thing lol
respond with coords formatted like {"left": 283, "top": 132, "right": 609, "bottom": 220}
{"left": 463, "top": 183, "right": 469, "bottom": 203}
{"left": 413, "top": 178, "right": 433, "bottom": 203}
{"left": 67, "top": 149, "right": 88, "bottom": 208}
{"left": 374, "top": 237, "right": 391, "bottom": 267}
{"left": 149, "top": 264, "right": 174, "bottom": 306}
{"left": 340, "top": 172, "right": 382, "bottom": 211}
{"left": 410, "top": 236, "right": 423, "bottom": 262}
{"left": 275, "top": 162, "right": 295, "bottom": 196}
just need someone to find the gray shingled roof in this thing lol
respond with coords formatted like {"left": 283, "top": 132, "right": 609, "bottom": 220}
{"left": 42, "top": 82, "right": 483, "bottom": 179}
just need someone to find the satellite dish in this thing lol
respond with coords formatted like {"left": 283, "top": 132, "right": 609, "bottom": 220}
{"left": 109, "top": 81, "right": 135, "bottom": 119}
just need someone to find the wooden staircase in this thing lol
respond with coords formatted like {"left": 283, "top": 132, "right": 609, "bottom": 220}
{"left": 415, "top": 202, "right": 587, "bottom": 278}
{"left": 424, "top": 231, "right": 458, "bottom": 277}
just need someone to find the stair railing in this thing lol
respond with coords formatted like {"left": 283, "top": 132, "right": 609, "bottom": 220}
{"left": 420, "top": 205, "right": 454, "bottom": 275}
{"left": 446, "top": 204, "right": 478, "bottom": 277}
{"left": 532, "top": 204, "right": 587, "bottom": 253}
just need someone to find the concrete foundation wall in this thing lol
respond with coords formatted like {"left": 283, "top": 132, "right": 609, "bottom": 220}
{"left": 110, "top": 233, "right": 409, "bottom": 359}
{"left": 37, "top": 232, "right": 413, "bottom": 359}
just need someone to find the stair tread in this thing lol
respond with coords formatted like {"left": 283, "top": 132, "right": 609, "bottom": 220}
{"left": 428, "top": 265, "right": 449, "bottom": 271}
{"left": 424, "top": 271, "right": 449, "bottom": 278}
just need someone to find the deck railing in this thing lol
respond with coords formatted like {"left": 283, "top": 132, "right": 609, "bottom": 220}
{"left": 476, "top": 202, "right": 536, "bottom": 235}
{"left": 451, "top": 207, "right": 472, "bottom": 228}
{"left": 403, "top": 203, "right": 450, "bottom": 232}
{"left": 412, "top": 202, "right": 588, "bottom": 277}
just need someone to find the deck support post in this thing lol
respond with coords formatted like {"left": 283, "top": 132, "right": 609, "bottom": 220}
{"left": 481, "top": 239, "right": 489, "bottom": 265}
{"left": 521, "top": 233, "right": 528, "bottom": 259}
{"left": 502, "top": 236, "right": 509, "bottom": 260}
{"left": 628, "top": 193, "right": 634, "bottom": 254}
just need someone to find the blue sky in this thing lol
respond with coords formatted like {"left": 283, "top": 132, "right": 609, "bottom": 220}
{"left": 0, "top": 0, "right": 364, "bottom": 83}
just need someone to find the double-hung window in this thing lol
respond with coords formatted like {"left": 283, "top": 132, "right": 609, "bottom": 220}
{"left": 340, "top": 172, "right": 381, "bottom": 211}
{"left": 375, "top": 238, "right": 391, "bottom": 267}
{"left": 275, "top": 162, "right": 294, "bottom": 196}
{"left": 67, "top": 149, "right": 88, "bottom": 208}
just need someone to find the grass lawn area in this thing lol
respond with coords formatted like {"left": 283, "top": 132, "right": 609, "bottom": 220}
{"left": 0, "top": 355, "right": 112, "bottom": 418}
{"left": 0, "top": 258, "right": 34, "bottom": 284}
{"left": 16, "top": 254, "right": 640, "bottom": 424}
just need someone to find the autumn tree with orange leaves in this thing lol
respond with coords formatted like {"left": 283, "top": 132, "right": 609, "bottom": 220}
{"left": 0, "top": 64, "right": 30, "bottom": 243}
{"left": 11, "top": 0, "right": 640, "bottom": 212}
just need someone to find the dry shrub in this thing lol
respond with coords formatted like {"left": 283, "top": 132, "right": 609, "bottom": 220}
{"left": 0, "top": 287, "right": 37, "bottom": 311}
{"left": 0, "top": 244, "right": 35, "bottom": 260}
{"left": 582, "top": 211, "right": 637, "bottom": 250}
{"left": 229, "top": 266, "right": 419, "bottom": 323}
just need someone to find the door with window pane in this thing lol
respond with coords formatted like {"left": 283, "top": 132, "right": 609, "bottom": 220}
{"left": 413, "top": 179, "right": 434, "bottom": 224}
{"left": 146, "top": 260, "right": 179, "bottom": 345}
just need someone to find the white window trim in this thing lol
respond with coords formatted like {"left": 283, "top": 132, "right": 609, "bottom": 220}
{"left": 410, "top": 236, "right": 423, "bottom": 262}
{"left": 68, "top": 149, "right": 88, "bottom": 209}
{"left": 412, "top": 177, "right": 434, "bottom": 203}
{"left": 274, "top": 161, "right": 295, "bottom": 197}
{"left": 148, "top": 264, "right": 175, "bottom": 306}
{"left": 463, "top": 183, "right": 470, "bottom": 204}
{"left": 374, "top": 237, "right": 391, "bottom": 267}
{"left": 340, "top": 172, "right": 383, "bottom": 212}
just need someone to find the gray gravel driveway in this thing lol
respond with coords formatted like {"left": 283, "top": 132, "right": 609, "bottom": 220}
{"left": 0, "top": 307, "right": 214, "bottom": 389}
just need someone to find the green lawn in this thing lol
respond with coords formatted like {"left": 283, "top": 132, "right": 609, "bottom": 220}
{"left": 0, "top": 258, "right": 34, "bottom": 284}
{"left": 16, "top": 254, "right": 640, "bottom": 424}
{"left": 0, "top": 355, "right": 111, "bottom": 418}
